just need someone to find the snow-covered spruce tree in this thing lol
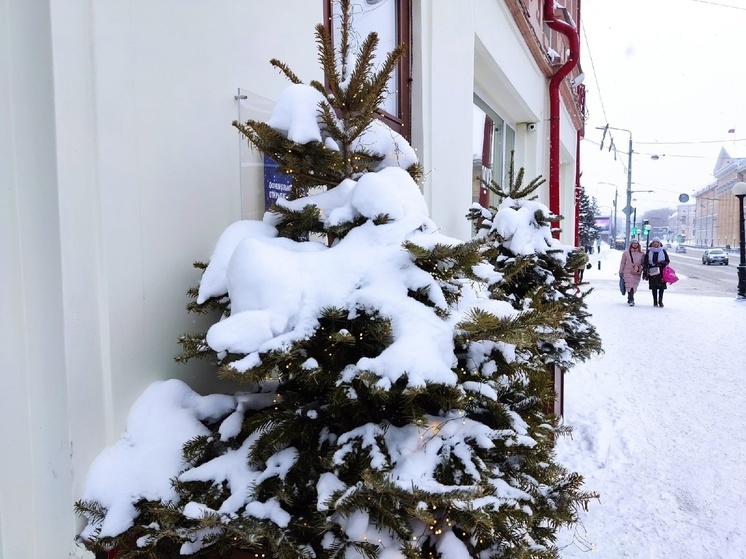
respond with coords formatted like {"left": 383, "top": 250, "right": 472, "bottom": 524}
{"left": 231, "top": 0, "right": 421, "bottom": 243}
{"left": 467, "top": 156, "right": 602, "bottom": 374}
{"left": 577, "top": 188, "right": 600, "bottom": 249}
{"left": 76, "top": 3, "right": 596, "bottom": 558}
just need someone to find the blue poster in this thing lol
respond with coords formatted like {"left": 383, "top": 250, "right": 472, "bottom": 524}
{"left": 263, "top": 155, "right": 294, "bottom": 210}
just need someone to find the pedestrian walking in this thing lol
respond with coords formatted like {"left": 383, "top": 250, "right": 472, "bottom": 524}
{"left": 643, "top": 237, "right": 671, "bottom": 307}
{"left": 619, "top": 240, "right": 645, "bottom": 306}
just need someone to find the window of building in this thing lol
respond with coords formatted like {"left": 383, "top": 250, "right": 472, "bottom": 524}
{"left": 325, "top": 0, "right": 411, "bottom": 139}
{"left": 472, "top": 97, "right": 516, "bottom": 207}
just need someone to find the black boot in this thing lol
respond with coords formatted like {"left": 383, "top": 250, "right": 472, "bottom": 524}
{"left": 628, "top": 289, "right": 635, "bottom": 306}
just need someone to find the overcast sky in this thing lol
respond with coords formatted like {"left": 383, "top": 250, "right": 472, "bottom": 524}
{"left": 579, "top": 0, "right": 746, "bottom": 217}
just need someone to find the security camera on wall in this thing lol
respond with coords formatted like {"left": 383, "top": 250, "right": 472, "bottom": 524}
{"left": 570, "top": 72, "right": 586, "bottom": 88}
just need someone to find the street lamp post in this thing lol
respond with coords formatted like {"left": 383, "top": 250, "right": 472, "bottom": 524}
{"left": 732, "top": 181, "right": 746, "bottom": 300}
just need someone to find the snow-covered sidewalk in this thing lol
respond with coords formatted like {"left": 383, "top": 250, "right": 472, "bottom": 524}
{"left": 556, "top": 247, "right": 746, "bottom": 558}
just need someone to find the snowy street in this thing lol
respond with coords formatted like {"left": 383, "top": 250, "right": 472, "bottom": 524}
{"left": 556, "top": 246, "right": 746, "bottom": 558}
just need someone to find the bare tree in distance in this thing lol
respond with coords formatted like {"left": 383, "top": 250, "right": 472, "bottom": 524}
{"left": 641, "top": 207, "right": 675, "bottom": 226}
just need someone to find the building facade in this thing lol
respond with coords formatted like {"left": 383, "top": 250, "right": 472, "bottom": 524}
{"left": 670, "top": 204, "right": 696, "bottom": 244}
{"left": 694, "top": 146, "right": 746, "bottom": 248}
{"left": 1, "top": 2, "right": 584, "bottom": 556}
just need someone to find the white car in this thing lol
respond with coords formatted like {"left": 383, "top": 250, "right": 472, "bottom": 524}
{"left": 702, "top": 248, "right": 728, "bottom": 265}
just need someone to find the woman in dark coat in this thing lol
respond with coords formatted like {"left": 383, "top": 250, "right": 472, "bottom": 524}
{"left": 643, "top": 237, "right": 671, "bottom": 307}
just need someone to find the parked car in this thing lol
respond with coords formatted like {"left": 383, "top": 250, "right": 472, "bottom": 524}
{"left": 702, "top": 248, "right": 729, "bottom": 265}
{"left": 675, "top": 245, "right": 686, "bottom": 253}
{"left": 665, "top": 243, "right": 672, "bottom": 249}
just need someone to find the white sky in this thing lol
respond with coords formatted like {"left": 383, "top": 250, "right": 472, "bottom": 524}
{"left": 555, "top": 245, "right": 746, "bottom": 557}
{"left": 580, "top": 0, "right": 746, "bottom": 216}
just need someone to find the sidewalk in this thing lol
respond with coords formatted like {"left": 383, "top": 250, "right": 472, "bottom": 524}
{"left": 555, "top": 245, "right": 746, "bottom": 558}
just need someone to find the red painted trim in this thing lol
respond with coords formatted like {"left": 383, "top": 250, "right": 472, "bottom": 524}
{"left": 543, "top": 0, "right": 580, "bottom": 238}
{"left": 479, "top": 115, "right": 494, "bottom": 207}
{"left": 575, "top": 130, "right": 582, "bottom": 243}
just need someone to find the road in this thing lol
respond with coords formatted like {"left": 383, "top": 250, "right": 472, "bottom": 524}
{"left": 662, "top": 248, "right": 740, "bottom": 297}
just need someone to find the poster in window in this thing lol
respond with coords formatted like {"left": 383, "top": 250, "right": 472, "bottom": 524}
{"left": 263, "top": 155, "right": 294, "bottom": 210}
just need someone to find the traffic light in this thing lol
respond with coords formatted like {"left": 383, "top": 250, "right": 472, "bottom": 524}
{"left": 643, "top": 219, "right": 650, "bottom": 233}
{"left": 632, "top": 226, "right": 638, "bottom": 235}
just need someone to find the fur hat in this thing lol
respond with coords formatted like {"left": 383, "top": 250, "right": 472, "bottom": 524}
{"left": 651, "top": 237, "right": 662, "bottom": 243}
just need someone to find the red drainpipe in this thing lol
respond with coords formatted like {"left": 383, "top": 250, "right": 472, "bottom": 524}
{"left": 543, "top": 0, "right": 580, "bottom": 238}
{"left": 575, "top": 131, "right": 582, "bottom": 246}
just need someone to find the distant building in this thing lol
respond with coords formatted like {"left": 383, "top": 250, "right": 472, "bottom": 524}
{"left": 694, "top": 146, "right": 746, "bottom": 247}
{"left": 670, "top": 204, "right": 696, "bottom": 244}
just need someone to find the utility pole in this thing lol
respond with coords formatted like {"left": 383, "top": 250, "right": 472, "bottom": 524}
{"left": 624, "top": 134, "right": 633, "bottom": 247}
{"left": 597, "top": 126, "right": 633, "bottom": 247}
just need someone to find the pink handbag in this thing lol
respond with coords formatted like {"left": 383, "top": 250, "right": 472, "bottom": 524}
{"left": 662, "top": 266, "right": 678, "bottom": 284}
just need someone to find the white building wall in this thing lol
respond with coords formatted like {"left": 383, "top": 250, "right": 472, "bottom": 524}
{"left": 1, "top": 2, "right": 76, "bottom": 557}
{"left": 412, "top": 1, "right": 475, "bottom": 240}
{"left": 0, "top": 1, "right": 581, "bottom": 556}
{"left": 2, "top": 2, "right": 321, "bottom": 556}
{"left": 559, "top": 104, "right": 580, "bottom": 237}
{"left": 411, "top": 0, "right": 578, "bottom": 243}
{"left": 474, "top": 0, "right": 546, "bottom": 178}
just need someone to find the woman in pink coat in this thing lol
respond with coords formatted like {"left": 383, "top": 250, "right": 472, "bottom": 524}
{"left": 619, "top": 240, "right": 645, "bottom": 306}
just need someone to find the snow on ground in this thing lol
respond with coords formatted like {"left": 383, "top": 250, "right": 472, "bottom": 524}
{"left": 556, "top": 244, "right": 746, "bottom": 559}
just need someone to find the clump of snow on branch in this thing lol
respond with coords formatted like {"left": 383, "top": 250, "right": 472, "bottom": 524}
{"left": 484, "top": 196, "right": 569, "bottom": 262}
{"left": 78, "top": 380, "right": 236, "bottom": 539}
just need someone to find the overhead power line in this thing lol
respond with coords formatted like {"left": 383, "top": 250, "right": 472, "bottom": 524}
{"left": 580, "top": 22, "right": 610, "bottom": 125}
{"left": 635, "top": 138, "right": 746, "bottom": 146}
{"left": 689, "top": 0, "right": 746, "bottom": 10}
{"left": 583, "top": 138, "right": 711, "bottom": 159}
